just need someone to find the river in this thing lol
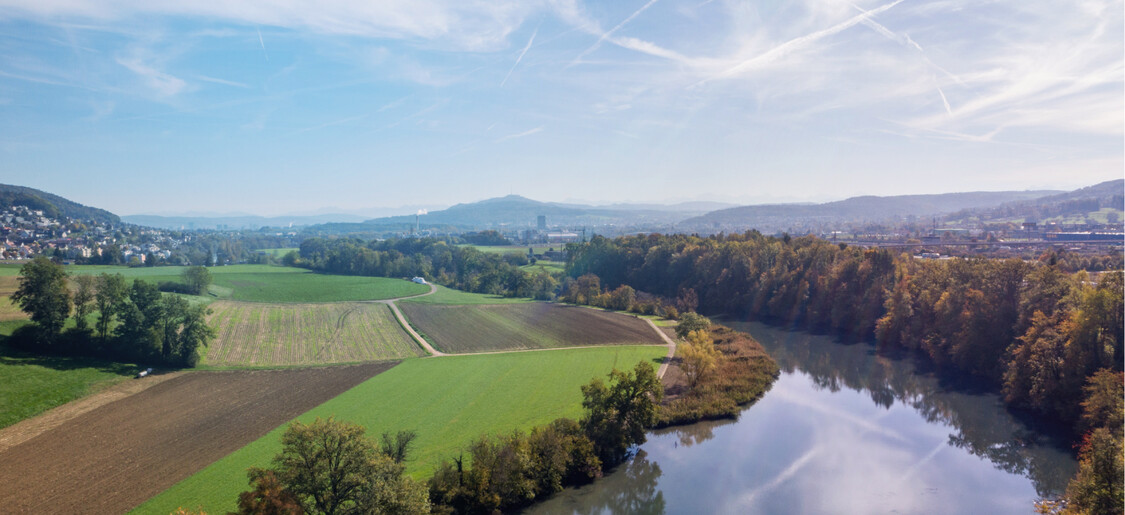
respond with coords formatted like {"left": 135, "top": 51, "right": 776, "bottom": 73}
{"left": 525, "top": 321, "right": 1078, "bottom": 514}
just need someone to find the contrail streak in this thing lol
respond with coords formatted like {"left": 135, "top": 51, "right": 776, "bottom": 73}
{"left": 501, "top": 28, "right": 537, "bottom": 87}
{"left": 571, "top": 0, "right": 660, "bottom": 65}
{"left": 257, "top": 28, "right": 269, "bottom": 62}
{"left": 695, "top": 0, "right": 904, "bottom": 86}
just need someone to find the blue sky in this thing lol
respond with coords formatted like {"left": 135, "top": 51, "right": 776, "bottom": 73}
{"left": 1, "top": 0, "right": 1121, "bottom": 216}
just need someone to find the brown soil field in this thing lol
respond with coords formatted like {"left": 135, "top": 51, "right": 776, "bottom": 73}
{"left": 398, "top": 302, "right": 664, "bottom": 353}
{"left": 204, "top": 301, "right": 422, "bottom": 366}
{"left": 0, "top": 362, "right": 397, "bottom": 514}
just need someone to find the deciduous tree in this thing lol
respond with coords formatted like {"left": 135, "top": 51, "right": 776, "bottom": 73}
{"left": 680, "top": 329, "right": 722, "bottom": 388}
{"left": 94, "top": 273, "right": 128, "bottom": 343}
{"left": 12, "top": 256, "right": 71, "bottom": 344}
{"left": 674, "top": 312, "right": 711, "bottom": 339}
{"left": 581, "top": 361, "right": 663, "bottom": 465}
{"left": 270, "top": 417, "right": 428, "bottom": 515}
{"left": 182, "top": 265, "right": 213, "bottom": 295}
{"left": 72, "top": 274, "right": 96, "bottom": 332}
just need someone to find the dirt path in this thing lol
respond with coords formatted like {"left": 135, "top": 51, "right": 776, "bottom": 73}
{"left": 0, "top": 362, "right": 397, "bottom": 515}
{"left": 644, "top": 318, "right": 678, "bottom": 379}
{"left": 380, "top": 283, "right": 446, "bottom": 356}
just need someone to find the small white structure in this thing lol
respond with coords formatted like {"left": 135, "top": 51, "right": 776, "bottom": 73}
{"left": 411, "top": 277, "right": 427, "bottom": 285}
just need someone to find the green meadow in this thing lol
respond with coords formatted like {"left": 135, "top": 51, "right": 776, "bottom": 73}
{"left": 65, "top": 264, "right": 429, "bottom": 303}
{"left": 398, "top": 283, "right": 533, "bottom": 305}
{"left": 132, "top": 346, "right": 666, "bottom": 515}
{"left": 256, "top": 248, "right": 299, "bottom": 258}
{"left": 0, "top": 346, "right": 138, "bottom": 429}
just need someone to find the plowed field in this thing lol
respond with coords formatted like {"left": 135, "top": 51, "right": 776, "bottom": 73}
{"left": 204, "top": 301, "right": 422, "bottom": 366}
{"left": 0, "top": 362, "right": 396, "bottom": 515}
{"left": 398, "top": 302, "right": 663, "bottom": 353}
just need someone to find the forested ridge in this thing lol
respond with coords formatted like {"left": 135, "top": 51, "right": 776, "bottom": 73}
{"left": 565, "top": 233, "right": 1121, "bottom": 429}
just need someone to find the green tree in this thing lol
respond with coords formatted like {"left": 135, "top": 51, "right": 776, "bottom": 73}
{"left": 1064, "top": 427, "right": 1124, "bottom": 515}
{"left": 72, "top": 274, "right": 96, "bottom": 332}
{"left": 270, "top": 417, "right": 429, "bottom": 515}
{"left": 183, "top": 265, "right": 213, "bottom": 295}
{"left": 159, "top": 295, "right": 190, "bottom": 362}
{"left": 674, "top": 312, "right": 711, "bottom": 339}
{"left": 275, "top": 417, "right": 376, "bottom": 515}
{"left": 116, "top": 279, "right": 163, "bottom": 358}
{"left": 581, "top": 361, "right": 664, "bottom": 465}
{"left": 379, "top": 430, "right": 417, "bottom": 464}
{"left": 12, "top": 256, "right": 71, "bottom": 344}
{"left": 94, "top": 273, "right": 128, "bottom": 344}
{"left": 176, "top": 304, "right": 215, "bottom": 367}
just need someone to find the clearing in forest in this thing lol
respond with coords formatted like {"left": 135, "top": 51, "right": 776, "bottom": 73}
{"left": 399, "top": 302, "right": 664, "bottom": 353}
{"left": 204, "top": 301, "right": 422, "bottom": 367}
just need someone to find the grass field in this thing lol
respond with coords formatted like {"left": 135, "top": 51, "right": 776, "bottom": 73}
{"left": 65, "top": 265, "right": 429, "bottom": 303}
{"left": 399, "top": 302, "right": 664, "bottom": 353}
{"left": 399, "top": 283, "right": 533, "bottom": 305}
{"left": 256, "top": 248, "right": 299, "bottom": 258}
{"left": 204, "top": 301, "right": 422, "bottom": 367}
{"left": 462, "top": 244, "right": 558, "bottom": 255}
{"left": 132, "top": 346, "right": 666, "bottom": 515}
{"left": 0, "top": 346, "right": 138, "bottom": 429}
{"left": 521, "top": 259, "right": 565, "bottom": 274}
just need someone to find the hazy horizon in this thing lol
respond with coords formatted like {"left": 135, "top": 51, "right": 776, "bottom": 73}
{"left": 2, "top": 0, "right": 1121, "bottom": 216}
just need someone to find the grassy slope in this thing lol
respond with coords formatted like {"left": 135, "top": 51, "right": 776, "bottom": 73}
{"left": 399, "top": 284, "right": 533, "bottom": 305}
{"left": 0, "top": 346, "right": 138, "bottom": 429}
{"left": 133, "top": 346, "right": 666, "bottom": 515}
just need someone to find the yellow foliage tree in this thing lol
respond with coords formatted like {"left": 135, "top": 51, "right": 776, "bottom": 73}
{"left": 679, "top": 329, "right": 722, "bottom": 388}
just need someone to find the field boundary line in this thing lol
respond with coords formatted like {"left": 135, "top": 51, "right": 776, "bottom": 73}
{"left": 0, "top": 371, "right": 186, "bottom": 454}
{"left": 423, "top": 343, "right": 668, "bottom": 358}
{"left": 644, "top": 318, "right": 677, "bottom": 379}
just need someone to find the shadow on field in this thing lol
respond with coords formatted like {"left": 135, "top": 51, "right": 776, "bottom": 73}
{"left": 0, "top": 341, "right": 138, "bottom": 377}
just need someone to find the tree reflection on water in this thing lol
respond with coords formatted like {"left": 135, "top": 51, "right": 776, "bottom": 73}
{"left": 523, "top": 450, "right": 666, "bottom": 515}
{"left": 651, "top": 416, "right": 737, "bottom": 449}
{"left": 732, "top": 320, "right": 1077, "bottom": 497}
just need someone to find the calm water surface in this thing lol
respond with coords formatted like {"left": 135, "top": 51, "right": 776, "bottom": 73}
{"left": 526, "top": 321, "right": 1077, "bottom": 515}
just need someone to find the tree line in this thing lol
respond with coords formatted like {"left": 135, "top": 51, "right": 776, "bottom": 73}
{"left": 11, "top": 257, "right": 215, "bottom": 367}
{"left": 293, "top": 238, "right": 558, "bottom": 300}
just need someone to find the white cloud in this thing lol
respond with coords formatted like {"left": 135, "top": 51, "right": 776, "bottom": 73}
{"left": 0, "top": 0, "right": 545, "bottom": 51}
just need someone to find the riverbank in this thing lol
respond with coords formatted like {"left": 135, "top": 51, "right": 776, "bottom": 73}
{"left": 656, "top": 324, "right": 780, "bottom": 428}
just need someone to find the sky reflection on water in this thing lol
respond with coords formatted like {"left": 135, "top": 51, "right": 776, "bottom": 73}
{"left": 526, "top": 322, "right": 1076, "bottom": 515}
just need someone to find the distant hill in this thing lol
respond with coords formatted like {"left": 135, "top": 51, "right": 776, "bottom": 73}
{"left": 358, "top": 195, "right": 716, "bottom": 229}
{"left": 0, "top": 184, "right": 119, "bottom": 224}
{"left": 681, "top": 189, "right": 1062, "bottom": 232}
{"left": 122, "top": 213, "right": 369, "bottom": 230}
{"left": 945, "top": 179, "right": 1124, "bottom": 224}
